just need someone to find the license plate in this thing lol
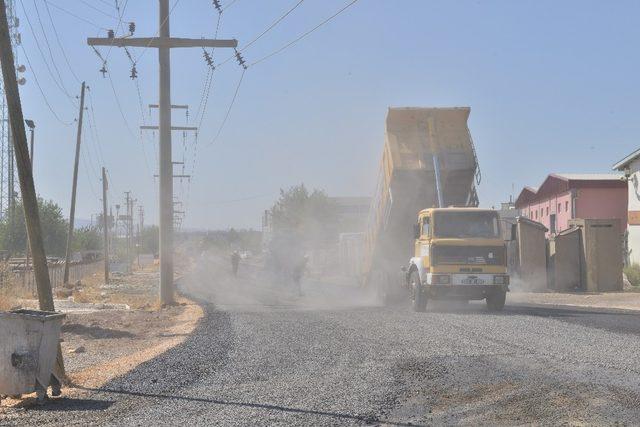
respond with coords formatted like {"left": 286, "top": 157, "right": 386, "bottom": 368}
{"left": 462, "top": 277, "right": 485, "bottom": 285}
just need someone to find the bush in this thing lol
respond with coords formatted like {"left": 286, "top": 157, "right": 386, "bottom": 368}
{"left": 624, "top": 264, "right": 640, "bottom": 287}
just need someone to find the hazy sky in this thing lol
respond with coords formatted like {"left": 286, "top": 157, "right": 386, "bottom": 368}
{"left": 14, "top": 0, "right": 640, "bottom": 229}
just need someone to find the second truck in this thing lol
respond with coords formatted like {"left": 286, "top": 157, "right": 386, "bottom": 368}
{"left": 362, "top": 107, "right": 509, "bottom": 311}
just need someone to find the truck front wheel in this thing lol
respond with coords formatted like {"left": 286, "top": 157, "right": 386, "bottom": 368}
{"left": 486, "top": 289, "right": 506, "bottom": 312}
{"left": 410, "top": 270, "right": 427, "bottom": 312}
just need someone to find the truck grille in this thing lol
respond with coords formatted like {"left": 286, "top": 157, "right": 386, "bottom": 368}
{"left": 432, "top": 246, "right": 505, "bottom": 266}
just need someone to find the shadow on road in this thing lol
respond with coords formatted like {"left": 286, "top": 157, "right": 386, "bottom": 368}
{"left": 16, "top": 397, "right": 114, "bottom": 412}
{"left": 74, "top": 385, "right": 422, "bottom": 427}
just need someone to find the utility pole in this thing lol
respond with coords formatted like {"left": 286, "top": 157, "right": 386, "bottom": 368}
{"left": 138, "top": 205, "right": 144, "bottom": 267}
{"left": 24, "top": 119, "right": 34, "bottom": 283}
{"left": 102, "top": 167, "right": 109, "bottom": 284}
{"left": 87, "top": 1, "right": 237, "bottom": 305}
{"left": 124, "top": 191, "right": 131, "bottom": 264}
{"left": 63, "top": 81, "right": 86, "bottom": 285}
{"left": 0, "top": 0, "right": 64, "bottom": 381}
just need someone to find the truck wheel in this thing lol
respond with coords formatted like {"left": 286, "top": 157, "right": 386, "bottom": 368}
{"left": 410, "top": 270, "right": 427, "bottom": 312}
{"left": 486, "top": 290, "right": 506, "bottom": 312}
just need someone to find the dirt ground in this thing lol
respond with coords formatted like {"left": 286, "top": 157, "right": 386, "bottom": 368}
{"left": 0, "top": 261, "right": 203, "bottom": 413}
{"left": 509, "top": 289, "right": 640, "bottom": 312}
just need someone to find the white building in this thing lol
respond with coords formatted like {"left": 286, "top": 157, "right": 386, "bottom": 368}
{"left": 613, "top": 149, "right": 640, "bottom": 265}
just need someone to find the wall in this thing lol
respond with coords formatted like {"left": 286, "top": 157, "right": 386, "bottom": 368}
{"left": 626, "top": 159, "right": 640, "bottom": 265}
{"left": 519, "top": 185, "right": 627, "bottom": 238}
{"left": 574, "top": 187, "right": 628, "bottom": 230}
{"left": 519, "top": 191, "right": 573, "bottom": 236}
{"left": 515, "top": 218, "right": 548, "bottom": 291}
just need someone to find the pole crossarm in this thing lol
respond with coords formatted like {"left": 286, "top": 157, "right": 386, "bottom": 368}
{"left": 154, "top": 174, "right": 191, "bottom": 178}
{"left": 87, "top": 37, "right": 238, "bottom": 49}
{"left": 140, "top": 125, "right": 198, "bottom": 131}
{"left": 149, "top": 104, "right": 188, "bottom": 109}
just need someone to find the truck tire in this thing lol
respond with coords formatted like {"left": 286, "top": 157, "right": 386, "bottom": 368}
{"left": 410, "top": 270, "right": 427, "bottom": 312}
{"left": 486, "top": 290, "right": 506, "bottom": 312}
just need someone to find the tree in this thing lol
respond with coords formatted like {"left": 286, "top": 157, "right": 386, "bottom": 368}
{"left": 270, "top": 184, "right": 337, "bottom": 248}
{"left": 0, "top": 198, "right": 69, "bottom": 257}
{"left": 72, "top": 227, "right": 102, "bottom": 252}
{"left": 141, "top": 225, "right": 159, "bottom": 255}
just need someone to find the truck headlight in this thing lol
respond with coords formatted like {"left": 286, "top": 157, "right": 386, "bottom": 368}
{"left": 433, "top": 274, "right": 450, "bottom": 285}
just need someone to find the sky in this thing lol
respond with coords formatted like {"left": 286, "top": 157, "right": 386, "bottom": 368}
{"left": 11, "top": 0, "right": 640, "bottom": 230}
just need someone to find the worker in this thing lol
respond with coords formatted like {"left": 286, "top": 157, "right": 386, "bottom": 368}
{"left": 291, "top": 254, "right": 308, "bottom": 296}
{"left": 230, "top": 250, "right": 240, "bottom": 276}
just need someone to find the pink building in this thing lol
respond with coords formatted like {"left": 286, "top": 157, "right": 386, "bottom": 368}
{"left": 515, "top": 174, "right": 627, "bottom": 236}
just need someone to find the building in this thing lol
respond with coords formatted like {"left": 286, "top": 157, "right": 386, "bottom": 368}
{"left": 515, "top": 173, "right": 627, "bottom": 237}
{"left": 613, "top": 149, "right": 640, "bottom": 264}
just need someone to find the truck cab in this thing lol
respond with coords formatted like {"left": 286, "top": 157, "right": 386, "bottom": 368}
{"left": 407, "top": 207, "right": 509, "bottom": 312}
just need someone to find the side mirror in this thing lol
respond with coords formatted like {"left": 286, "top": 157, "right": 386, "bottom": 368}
{"left": 413, "top": 224, "right": 421, "bottom": 239}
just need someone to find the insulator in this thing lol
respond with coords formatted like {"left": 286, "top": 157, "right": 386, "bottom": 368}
{"left": 129, "top": 22, "right": 136, "bottom": 34}
{"left": 107, "top": 29, "right": 115, "bottom": 39}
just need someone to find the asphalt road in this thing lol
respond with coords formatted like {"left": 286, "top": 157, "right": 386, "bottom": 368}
{"left": 6, "top": 257, "right": 640, "bottom": 426}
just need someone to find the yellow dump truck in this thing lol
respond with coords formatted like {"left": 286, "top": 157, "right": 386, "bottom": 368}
{"left": 408, "top": 208, "right": 509, "bottom": 311}
{"left": 363, "top": 107, "right": 509, "bottom": 310}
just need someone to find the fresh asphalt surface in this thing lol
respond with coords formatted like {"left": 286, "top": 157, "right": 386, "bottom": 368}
{"left": 5, "top": 256, "right": 640, "bottom": 426}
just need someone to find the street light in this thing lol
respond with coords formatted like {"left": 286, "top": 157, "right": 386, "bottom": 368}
{"left": 25, "top": 119, "right": 34, "bottom": 167}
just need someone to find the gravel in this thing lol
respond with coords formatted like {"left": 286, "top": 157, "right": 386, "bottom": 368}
{"left": 4, "top": 259, "right": 640, "bottom": 426}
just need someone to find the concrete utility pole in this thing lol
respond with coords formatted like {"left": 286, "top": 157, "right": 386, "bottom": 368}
{"left": 137, "top": 205, "right": 144, "bottom": 267}
{"left": 88, "top": 1, "right": 237, "bottom": 305}
{"left": 24, "top": 119, "right": 35, "bottom": 283}
{"left": 0, "top": 0, "right": 64, "bottom": 380}
{"left": 63, "top": 81, "right": 86, "bottom": 285}
{"left": 124, "top": 191, "right": 131, "bottom": 264}
{"left": 102, "top": 167, "right": 109, "bottom": 284}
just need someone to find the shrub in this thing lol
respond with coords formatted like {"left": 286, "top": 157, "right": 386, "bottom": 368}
{"left": 624, "top": 264, "right": 640, "bottom": 287}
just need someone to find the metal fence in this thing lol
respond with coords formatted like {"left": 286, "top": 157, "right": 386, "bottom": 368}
{"left": 2, "top": 260, "right": 104, "bottom": 295}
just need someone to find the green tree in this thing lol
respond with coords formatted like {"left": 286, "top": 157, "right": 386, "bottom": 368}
{"left": 270, "top": 184, "right": 337, "bottom": 249}
{"left": 72, "top": 227, "right": 102, "bottom": 252}
{"left": 0, "top": 198, "right": 69, "bottom": 257}
{"left": 141, "top": 225, "right": 159, "bottom": 255}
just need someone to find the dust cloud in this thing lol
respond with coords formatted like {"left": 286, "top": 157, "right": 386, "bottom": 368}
{"left": 178, "top": 244, "right": 379, "bottom": 312}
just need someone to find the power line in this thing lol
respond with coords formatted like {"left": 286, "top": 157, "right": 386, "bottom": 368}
{"left": 133, "top": 0, "right": 181, "bottom": 64}
{"left": 18, "top": 44, "right": 73, "bottom": 125}
{"left": 42, "top": 0, "right": 81, "bottom": 84}
{"left": 106, "top": 71, "right": 153, "bottom": 176}
{"left": 18, "top": 0, "right": 76, "bottom": 103}
{"left": 222, "top": 0, "right": 241, "bottom": 12}
{"left": 44, "top": 0, "right": 109, "bottom": 30}
{"left": 207, "top": 68, "right": 245, "bottom": 147}
{"left": 77, "top": 0, "right": 123, "bottom": 21}
{"left": 251, "top": 0, "right": 360, "bottom": 67}
{"left": 241, "top": 0, "right": 305, "bottom": 53}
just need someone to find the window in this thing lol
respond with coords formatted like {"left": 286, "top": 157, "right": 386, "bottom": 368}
{"left": 421, "top": 217, "right": 430, "bottom": 237}
{"left": 546, "top": 207, "right": 549, "bottom": 216}
{"left": 565, "top": 201, "right": 569, "bottom": 213}
{"left": 535, "top": 210, "right": 538, "bottom": 219}
{"left": 558, "top": 203, "right": 561, "bottom": 212}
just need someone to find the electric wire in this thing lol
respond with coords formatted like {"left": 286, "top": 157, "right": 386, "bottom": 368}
{"left": 106, "top": 71, "right": 153, "bottom": 177}
{"left": 18, "top": 44, "right": 73, "bottom": 125}
{"left": 206, "top": 68, "right": 245, "bottom": 147}
{"left": 42, "top": 0, "right": 81, "bottom": 84}
{"left": 222, "top": 0, "right": 240, "bottom": 12}
{"left": 78, "top": 0, "right": 122, "bottom": 21}
{"left": 251, "top": 0, "right": 360, "bottom": 67}
{"left": 43, "top": 0, "right": 109, "bottom": 30}
{"left": 18, "top": 0, "right": 76, "bottom": 104}
{"left": 133, "top": 0, "right": 181, "bottom": 64}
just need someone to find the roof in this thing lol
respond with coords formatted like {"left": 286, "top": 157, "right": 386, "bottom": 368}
{"left": 515, "top": 173, "right": 626, "bottom": 208}
{"left": 554, "top": 173, "right": 624, "bottom": 181}
{"left": 613, "top": 148, "right": 640, "bottom": 171}
{"left": 418, "top": 207, "right": 495, "bottom": 215}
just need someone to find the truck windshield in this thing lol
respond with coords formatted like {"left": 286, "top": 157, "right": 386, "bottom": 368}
{"left": 433, "top": 211, "right": 499, "bottom": 239}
